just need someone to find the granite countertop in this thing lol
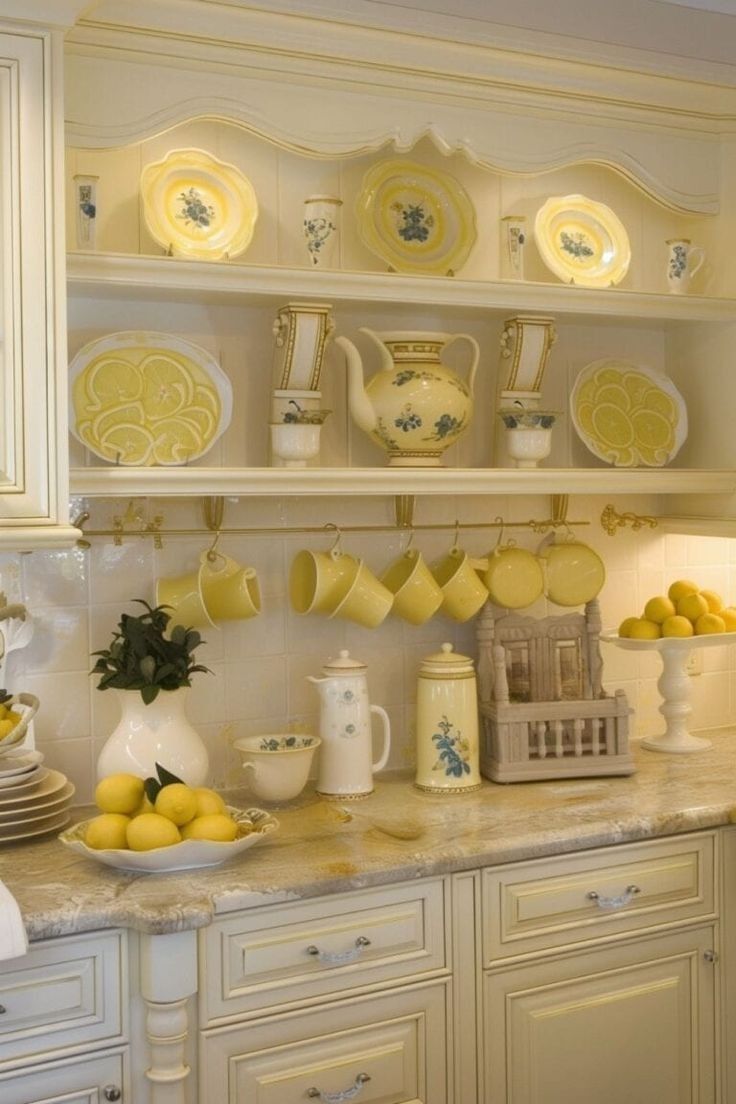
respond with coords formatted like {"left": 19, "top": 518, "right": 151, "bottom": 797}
{"left": 3, "top": 729, "right": 736, "bottom": 940}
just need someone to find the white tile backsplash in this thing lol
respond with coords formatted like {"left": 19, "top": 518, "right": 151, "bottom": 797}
{"left": 4, "top": 494, "right": 736, "bottom": 802}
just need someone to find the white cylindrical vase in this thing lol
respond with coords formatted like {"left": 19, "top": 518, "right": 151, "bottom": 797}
{"left": 74, "top": 174, "right": 99, "bottom": 251}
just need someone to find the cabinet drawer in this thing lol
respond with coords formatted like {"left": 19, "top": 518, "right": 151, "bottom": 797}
{"left": 0, "top": 931, "right": 126, "bottom": 1069}
{"left": 201, "top": 879, "right": 447, "bottom": 1024}
{"left": 200, "top": 981, "right": 448, "bottom": 1104}
{"left": 0, "top": 1049, "right": 127, "bottom": 1104}
{"left": 482, "top": 833, "right": 715, "bottom": 963}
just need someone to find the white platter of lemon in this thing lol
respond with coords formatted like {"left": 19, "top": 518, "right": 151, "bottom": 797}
{"left": 59, "top": 772, "right": 278, "bottom": 872}
{"left": 603, "top": 579, "right": 736, "bottom": 755}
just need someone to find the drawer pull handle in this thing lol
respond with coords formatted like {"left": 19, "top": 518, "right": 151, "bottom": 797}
{"left": 103, "top": 1087, "right": 122, "bottom": 1102}
{"left": 305, "top": 936, "right": 371, "bottom": 965}
{"left": 307, "top": 1072, "right": 371, "bottom": 1102}
{"left": 586, "top": 884, "right": 641, "bottom": 911}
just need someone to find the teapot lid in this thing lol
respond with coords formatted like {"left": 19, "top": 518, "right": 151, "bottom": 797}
{"left": 419, "top": 642, "right": 475, "bottom": 676}
{"left": 323, "top": 649, "right": 366, "bottom": 673}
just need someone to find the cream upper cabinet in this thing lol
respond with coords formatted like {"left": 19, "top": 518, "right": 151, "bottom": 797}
{"left": 0, "top": 12, "right": 80, "bottom": 550}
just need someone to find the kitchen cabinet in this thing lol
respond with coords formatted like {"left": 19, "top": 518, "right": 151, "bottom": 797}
{"left": 0, "top": 7, "right": 81, "bottom": 550}
{"left": 58, "top": 1, "right": 736, "bottom": 531}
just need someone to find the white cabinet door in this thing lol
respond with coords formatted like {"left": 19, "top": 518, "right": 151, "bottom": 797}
{"left": 484, "top": 926, "right": 717, "bottom": 1104}
{"left": 0, "top": 1050, "right": 126, "bottom": 1104}
{"left": 0, "top": 23, "right": 77, "bottom": 548}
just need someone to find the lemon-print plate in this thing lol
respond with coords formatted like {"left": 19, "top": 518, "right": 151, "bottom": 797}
{"left": 534, "top": 194, "right": 631, "bottom": 288}
{"left": 356, "top": 159, "right": 477, "bottom": 275}
{"left": 70, "top": 331, "right": 233, "bottom": 466}
{"left": 59, "top": 807, "right": 278, "bottom": 872}
{"left": 570, "top": 358, "right": 687, "bottom": 468}
{"left": 140, "top": 148, "right": 258, "bottom": 261}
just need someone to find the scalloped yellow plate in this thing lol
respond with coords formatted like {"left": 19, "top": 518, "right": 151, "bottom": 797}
{"left": 141, "top": 148, "right": 258, "bottom": 261}
{"left": 356, "top": 159, "right": 476, "bottom": 275}
{"left": 69, "top": 331, "right": 233, "bottom": 466}
{"left": 534, "top": 194, "right": 631, "bottom": 288}
{"left": 570, "top": 358, "right": 687, "bottom": 468}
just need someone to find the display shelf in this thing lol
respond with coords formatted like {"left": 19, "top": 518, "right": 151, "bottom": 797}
{"left": 68, "top": 466, "right": 736, "bottom": 499}
{"left": 66, "top": 252, "right": 736, "bottom": 325}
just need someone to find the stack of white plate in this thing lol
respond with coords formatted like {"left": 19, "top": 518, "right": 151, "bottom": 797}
{"left": 0, "top": 753, "right": 74, "bottom": 843}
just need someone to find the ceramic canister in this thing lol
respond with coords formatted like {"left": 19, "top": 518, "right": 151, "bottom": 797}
{"left": 415, "top": 643, "right": 481, "bottom": 794}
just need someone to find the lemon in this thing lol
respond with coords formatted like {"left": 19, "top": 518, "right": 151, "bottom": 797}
{"left": 154, "top": 783, "right": 198, "bottom": 826}
{"left": 81, "top": 355, "right": 142, "bottom": 411}
{"left": 661, "top": 615, "right": 694, "bottom": 638}
{"left": 5, "top": 709, "right": 22, "bottom": 727}
{"left": 700, "top": 589, "right": 724, "bottom": 614}
{"left": 95, "top": 773, "right": 145, "bottom": 815}
{"left": 0, "top": 719, "right": 15, "bottom": 739}
{"left": 618, "top": 616, "right": 639, "bottom": 638}
{"left": 126, "top": 813, "right": 181, "bottom": 851}
{"left": 676, "top": 592, "right": 709, "bottom": 623}
{"left": 695, "top": 613, "right": 726, "bottom": 635}
{"left": 85, "top": 813, "right": 130, "bottom": 850}
{"left": 180, "top": 814, "right": 238, "bottom": 842}
{"left": 135, "top": 794, "right": 156, "bottom": 816}
{"left": 643, "top": 596, "right": 676, "bottom": 624}
{"left": 628, "top": 618, "right": 661, "bottom": 640}
{"left": 721, "top": 607, "right": 736, "bottom": 631}
{"left": 192, "top": 787, "right": 227, "bottom": 817}
{"left": 99, "top": 422, "right": 155, "bottom": 465}
{"left": 668, "top": 579, "right": 699, "bottom": 603}
{"left": 140, "top": 354, "right": 193, "bottom": 419}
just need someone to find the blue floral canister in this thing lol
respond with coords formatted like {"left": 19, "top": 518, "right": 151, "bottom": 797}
{"left": 415, "top": 643, "right": 481, "bottom": 793}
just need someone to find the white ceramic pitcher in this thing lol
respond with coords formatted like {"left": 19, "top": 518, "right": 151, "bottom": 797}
{"left": 307, "top": 650, "right": 391, "bottom": 798}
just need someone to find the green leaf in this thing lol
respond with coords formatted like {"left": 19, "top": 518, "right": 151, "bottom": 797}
{"left": 156, "top": 762, "right": 184, "bottom": 787}
{"left": 140, "top": 655, "right": 156, "bottom": 683}
{"left": 140, "top": 683, "right": 159, "bottom": 705}
{"left": 144, "top": 777, "right": 162, "bottom": 805}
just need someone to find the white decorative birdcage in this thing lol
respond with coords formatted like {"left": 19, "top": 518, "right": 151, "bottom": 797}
{"left": 476, "top": 598, "right": 633, "bottom": 782}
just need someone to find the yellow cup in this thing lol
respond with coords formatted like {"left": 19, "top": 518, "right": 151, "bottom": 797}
{"left": 328, "top": 559, "right": 394, "bottom": 628}
{"left": 289, "top": 549, "right": 359, "bottom": 615}
{"left": 481, "top": 545, "right": 544, "bottom": 609}
{"left": 156, "top": 564, "right": 216, "bottom": 630}
{"left": 431, "top": 547, "right": 489, "bottom": 622}
{"left": 381, "top": 548, "right": 443, "bottom": 625}
{"left": 200, "top": 552, "right": 261, "bottom": 621}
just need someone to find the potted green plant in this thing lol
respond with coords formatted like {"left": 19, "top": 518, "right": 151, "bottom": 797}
{"left": 93, "top": 601, "right": 212, "bottom": 784}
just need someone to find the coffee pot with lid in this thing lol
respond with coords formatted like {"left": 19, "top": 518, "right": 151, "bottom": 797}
{"left": 307, "top": 650, "right": 391, "bottom": 798}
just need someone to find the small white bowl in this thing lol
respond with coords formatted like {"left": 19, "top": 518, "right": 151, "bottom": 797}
{"left": 270, "top": 423, "right": 322, "bottom": 467}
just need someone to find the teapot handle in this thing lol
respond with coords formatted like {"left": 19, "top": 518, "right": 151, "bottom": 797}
{"left": 444, "top": 333, "right": 479, "bottom": 395}
{"left": 370, "top": 704, "right": 391, "bottom": 774}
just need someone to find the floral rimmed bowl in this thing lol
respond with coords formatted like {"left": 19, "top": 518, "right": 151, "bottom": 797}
{"left": 498, "top": 409, "right": 561, "bottom": 468}
{"left": 0, "top": 693, "right": 40, "bottom": 756}
{"left": 59, "top": 806, "right": 278, "bottom": 872}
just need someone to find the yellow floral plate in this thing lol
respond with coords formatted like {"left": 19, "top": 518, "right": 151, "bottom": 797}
{"left": 570, "top": 358, "right": 687, "bottom": 468}
{"left": 356, "top": 159, "right": 477, "bottom": 275}
{"left": 140, "top": 148, "right": 258, "bottom": 261}
{"left": 70, "top": 331, "right": 233, "bottom": 466}
{"left": 534, "top": 194, "right": 631, "bottom": 288}
{"left": 59, "top": 807, "right": 278, "bottom": 872}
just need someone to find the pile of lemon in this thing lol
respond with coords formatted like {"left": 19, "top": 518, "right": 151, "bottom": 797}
{"left": 619, "top": 580, "right": 736, "bottom": 640}
{"left": 0, "top": 699, "right": 24, "bottom": 741}
{"left": 85, "top": 773, "right": 240, "bottom": 851}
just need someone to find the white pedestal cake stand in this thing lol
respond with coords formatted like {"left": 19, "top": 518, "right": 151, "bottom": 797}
{"left": 602, "top": 631, "right": 736, "bottom": 754}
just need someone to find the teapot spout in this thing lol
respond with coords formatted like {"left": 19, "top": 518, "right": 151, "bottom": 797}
{"left": 334, "top": 334, "right": 377, "bottom": 434}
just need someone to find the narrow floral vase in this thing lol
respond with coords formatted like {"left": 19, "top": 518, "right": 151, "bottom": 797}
{"left": 96, "top": 687, "right": 209, "bottom": 784}
{"left": 303, "top": 195, "right": 342, "bottom": 268}
{"left": 74, "top": 174, "right": 98, "bottom": 250}
{"left": 666, "top": 238, "right": 706, "bottom": 294}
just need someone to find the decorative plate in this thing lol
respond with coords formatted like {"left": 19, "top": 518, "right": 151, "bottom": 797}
{"left": 355, "top": 159, "right": 477, "bottom": 275}
{"left": 59, "top": 807, "right": 278, "bottom": 872}
{"left": 570, "top": 358, "right": 687, "bottom": 468}
{"left": 534, "top": 194, "right": 631, "bottom": 287}
{"left": 69, "top": 331, "right": 233, "bottom": 466}
{"left": 140, "top": 148, "right": 258, "bottom": 261}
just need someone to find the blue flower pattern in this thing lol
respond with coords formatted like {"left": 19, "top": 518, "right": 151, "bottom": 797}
{"left": 432, "top": 716, "right": 471, "bottom": 778}
{"left": 393, "top": 202, "right": 434, "bottom": 243}
{"left": 560, "top": 230, "right": 594, "bottom": 260}
{"left": 395, "top": 407, "right": 423, "bottom": 432}
{"left": 177, "top": 187, "right": 215, "bottom": 229}
{"left": 669, "top": 244, "right": 687, "bottom": 281}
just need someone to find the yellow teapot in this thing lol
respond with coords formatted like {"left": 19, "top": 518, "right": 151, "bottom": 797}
{"left": 334, "top": 328, "right": 478, "bottom": 466}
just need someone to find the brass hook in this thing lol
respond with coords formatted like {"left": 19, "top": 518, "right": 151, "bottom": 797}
{"left": 491, "top": 515, "right": 505, "bottom": 552}
{"left": 324, "top": 522, "right": 344, "bottom": 556}
{"left": 206, "top": 530, "right": 222, "bottom": 563}
{"left": 404, "top": 528, "right": 416, "bottom": 554}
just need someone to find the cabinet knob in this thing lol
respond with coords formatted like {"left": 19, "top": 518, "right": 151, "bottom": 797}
{"left": 103, "top": 1086, "right": 122, "bottom": 1102}
{"left": 704, "top": 949, "right": 719, "bottom": 964}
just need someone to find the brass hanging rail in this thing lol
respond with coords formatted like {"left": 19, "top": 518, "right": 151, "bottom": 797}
{"left": 74, "top": 514, "right": 589, "bottom": 548}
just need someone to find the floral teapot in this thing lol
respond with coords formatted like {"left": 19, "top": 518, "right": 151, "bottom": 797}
{"left": 334, "top": 328, "right": 479, "bottom": 466}
{"left": 307, "top": 650, "right": 391, "bottom": 798}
